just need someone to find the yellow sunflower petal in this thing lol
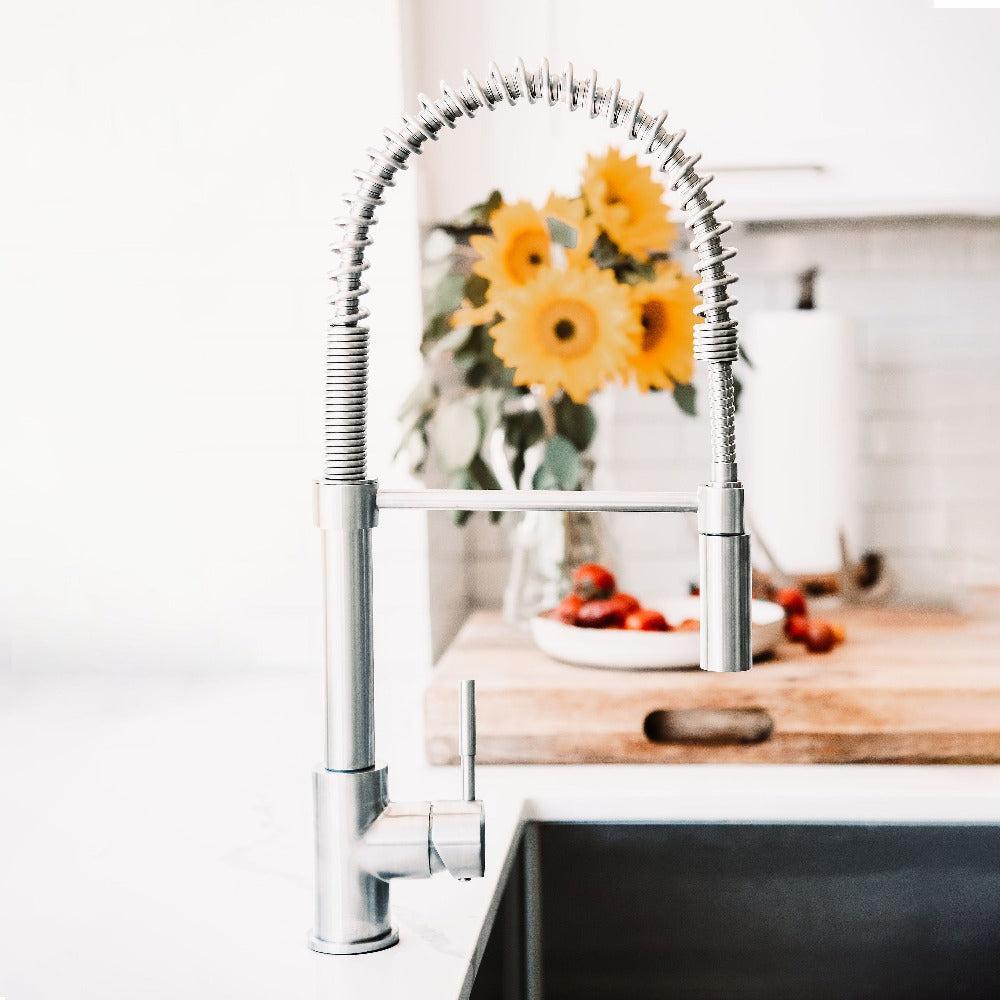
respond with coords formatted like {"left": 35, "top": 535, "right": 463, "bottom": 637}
{"left": 582, "top": 148, "right": 676, "bottom": 262}
{"left": 489, "top": 263, "right": 640, "bottom": 404}
{"left": 470, "top": 201, "right": 552, "bottom": 295}
{"left": 625, "top": 261, "right": 699, "bottom": 392}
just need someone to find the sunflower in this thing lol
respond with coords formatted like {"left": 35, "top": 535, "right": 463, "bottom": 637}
{"left": 489, "top": 263, "right": 639, "bottom": 403}
{"left": 625, "top": 262, "right": 699, "bottom": 392}
{"left": 468, "top": 196, "right": 598, "bottom": 296}
{"left": 583, "top": 148, "right": 676, "bottom": 262}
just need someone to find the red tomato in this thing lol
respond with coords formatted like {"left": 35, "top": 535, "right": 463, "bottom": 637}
{"left": 674, "top": 618, "right": 700, "bottom": 632}
{"left": 608, "top": 593, "right": 641, "bottom": 617}
{"left": 805, "top": 621, "right": 836, "bottom": 654}
{"left": 572, "top": 563, "right": 616, "bottom": 600}
{"left": 576, "top": 598, "right": 625, "bottom": 629}
{"left": 785, "top": 614, "right": 810, "bottom": 643}
{"left": 551, "top": 593, "right": 584, "bottom": 625}
{"left": 774, "top": 587, "right": 807, "bottom": 618}
{"left": 624, "top": 609, "right": 670, "bottom": 632}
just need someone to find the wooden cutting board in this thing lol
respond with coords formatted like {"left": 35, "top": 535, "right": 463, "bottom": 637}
{"left": 424, "top": 601, "right": 1000, "bottom": 764}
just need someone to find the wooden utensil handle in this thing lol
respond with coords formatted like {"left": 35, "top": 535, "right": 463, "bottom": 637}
{"left": 643, "top": 708, "right": 774, "bottom": 745}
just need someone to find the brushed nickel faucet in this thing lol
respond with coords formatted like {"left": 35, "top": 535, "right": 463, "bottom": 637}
{"left": 309, "top": 59, "right": 751, "bottom": 955}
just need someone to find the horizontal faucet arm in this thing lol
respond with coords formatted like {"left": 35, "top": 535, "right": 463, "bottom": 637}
{"left": 375, "top": 488, "right": 699, "bottom": 514}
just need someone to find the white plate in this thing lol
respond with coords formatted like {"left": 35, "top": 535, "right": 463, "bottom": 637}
{"left": 530, "top": 596, "right": 784, "bottom": 670}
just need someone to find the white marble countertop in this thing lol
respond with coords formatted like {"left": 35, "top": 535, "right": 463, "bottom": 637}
{"left": 2, "top": 670, "right": 1000, "bottom": 1000}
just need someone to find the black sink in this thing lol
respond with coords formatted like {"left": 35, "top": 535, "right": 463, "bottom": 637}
{"left": 470, "top": 822, "right": 1000, "bottom": 1000}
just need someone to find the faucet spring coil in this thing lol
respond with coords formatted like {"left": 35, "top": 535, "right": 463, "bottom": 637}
{"left": 328, "top": 59, "right": 741, "bottom": 483}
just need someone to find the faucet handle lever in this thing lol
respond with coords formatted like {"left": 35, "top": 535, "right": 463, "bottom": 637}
{"left": 459, "top": 679, "right": 476, "bottom": 801}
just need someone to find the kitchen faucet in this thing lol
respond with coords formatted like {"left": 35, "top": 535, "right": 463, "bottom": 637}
{"left": 310, "top": 58, "right": 751, "bottom": 955}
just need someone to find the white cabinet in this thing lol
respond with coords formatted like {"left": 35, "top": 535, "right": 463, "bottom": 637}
{"left": 407, "top": 0, "right": 1000, "bottom": 220}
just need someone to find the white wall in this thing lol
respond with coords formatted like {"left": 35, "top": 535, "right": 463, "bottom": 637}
{"left": 0, "top": 1, "right": 430, "bottom": 674}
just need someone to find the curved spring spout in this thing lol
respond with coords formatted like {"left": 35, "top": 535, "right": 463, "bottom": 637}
{"left": 327, "top": 58, "right": 740, "bottom": 485}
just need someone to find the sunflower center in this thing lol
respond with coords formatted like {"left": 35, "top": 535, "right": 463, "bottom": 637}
{"left": 640, "top": 300, "right": 669, "bottom": 352}
{"left": 505, "top": 229, "right": 550, "bottom": 285}
{"left": 538, "top": 300, "right": 599, "bottom": 359}
{"left": 604, "top": 184, "right": 631, "bottom": 221}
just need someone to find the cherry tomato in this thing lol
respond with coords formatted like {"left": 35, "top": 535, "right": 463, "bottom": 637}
{"left": 805, "top": 621, "right": 836, "bottom": 654}
{"left": 624, "top": 609, "right": 669, "bottom": 632}
{"left": 785, "top": 614, "right": 810, "bottom": 643}
{"left": 830, "top": 623, "right": 846, "bottom": 644}
{"left": 572, "top": 563, "right": 616, "bottom": 600}
{"left": 774, "top": 587, "right": 807, "bottom": 618}
{"left": 608, "top": 593, "right": 641, "bottom": 617}
{"left": 674, "top": 618, "right": 700, "bottom": 632}
{"left": 551, "top": 593, "right": 584, "bottom": 625}
{"left": 576, "top": 598, "right": 625, "bottom": 629}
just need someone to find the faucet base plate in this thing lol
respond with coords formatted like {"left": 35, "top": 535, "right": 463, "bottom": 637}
{"left": 308, "top": 927, "right": 399, "bottom": 955}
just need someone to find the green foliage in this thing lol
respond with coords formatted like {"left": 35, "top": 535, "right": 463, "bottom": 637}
{"left": 464, "top": 273, "right": 490, "bottom": 308}
{"left": 504, "top": 409, "right": 546, "bottom": 487}
{"left": 546, "top": 216, "right": 578, "bottom": 249}
{"left": 532, "top": 435, "right": 582, "bottom": 491}
{"left": 553, "top": 397, "right": 597, "bottom": 451}
{"left": 673, "top": 382, "right": 697, "bottom": 417}
{"left": 428, "top": 271, "right": 465, "bottom": 318}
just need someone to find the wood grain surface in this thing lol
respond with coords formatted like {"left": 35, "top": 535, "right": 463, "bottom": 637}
{"left": 424, "top": 600, "right": 1000, "bottom": 764}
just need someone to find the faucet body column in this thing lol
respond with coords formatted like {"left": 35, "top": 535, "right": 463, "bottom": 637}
{"left": 310, "top": 482, "right": 485, "bottom": 955}
{"left": 316, "top": 482, "right": 377, "bottom": 771}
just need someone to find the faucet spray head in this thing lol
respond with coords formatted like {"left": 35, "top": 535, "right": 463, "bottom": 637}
{"left": 697, "top": 484, "right": 752, "bottom": 673}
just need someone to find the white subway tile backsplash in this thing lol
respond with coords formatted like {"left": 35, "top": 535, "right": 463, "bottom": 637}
{"left": 863, "top": 505, "right": 951, "bottom": 552}
{"left": 865, "top": 417, "right": 1000, "bottom": 460}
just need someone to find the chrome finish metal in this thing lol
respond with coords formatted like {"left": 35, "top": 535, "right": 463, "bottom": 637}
{"left": 310, "top": 56, "right": 754, "bottom": 955}
{"left": 460, "top": 679, "right": 476, "bottom": 802}
{"left": 311, "top": 765, "right": 396, "bottom": 954}
{"left": 360, "top": 802, "right": 433, "bottom": 880}
{"left": 318, "top": 497, "right": 375, "bottom": 771}
{"left": 430, "top": 800, "right": 486, "bottom": 881}
{"left": 697, "top": 482, "right": 745, "bottom": 536}
{"left": 699, "top": 532, "right": 752, "bottom": 672}
{"left": 376, "top": 488, "right": 698, "bottom": 514}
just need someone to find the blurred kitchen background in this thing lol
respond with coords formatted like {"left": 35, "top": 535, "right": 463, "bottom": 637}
{"left": 2, "top": 0, "right": 999, "bottom": 681}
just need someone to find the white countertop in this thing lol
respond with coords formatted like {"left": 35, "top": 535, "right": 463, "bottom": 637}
{"left": 2, "top": 670, "right": 1000, "bottom": 1000}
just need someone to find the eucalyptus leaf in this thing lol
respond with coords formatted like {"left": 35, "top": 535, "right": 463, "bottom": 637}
{"left": 469, "top": 453, "right": 502, "bottom": 491}
{"left": 591, "top": 231, "right": 622, "bottom": 269}
{"left": 449, "top": 468, "right": 475, "bottom": 526}
{"left": 432, "top": 398, "right": 482, "bottom": 471}
{"left": 554, "top": 397, "right": 597, "bottom": 451}
{"left": 427, "top": 323, "right": 473, "bottom": 360}
{"left": 429, "top": 272, "right": 465, "bottom": 317}
{"left": 469, "top": 189, "right": 503, "bottom": 226}
{"left": 619, "top": 259, "right": 656, "bottom": 284}
{"left": 463, "top": 273, "right": 490, "bottom": 308}
{"left": 546, "top": 216, "right": 578, "bottom": 249}
{"left": 503, "top": 409, "right": 545, "bottom": 451}
{"left": 420, "top": 312, "right": 450, "bottom": 354}
{"left": 673, "top": 382, "right": 697, "bottom": 417}
{"left": 532, "top": 434, "right": 581, "bottom": 491}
